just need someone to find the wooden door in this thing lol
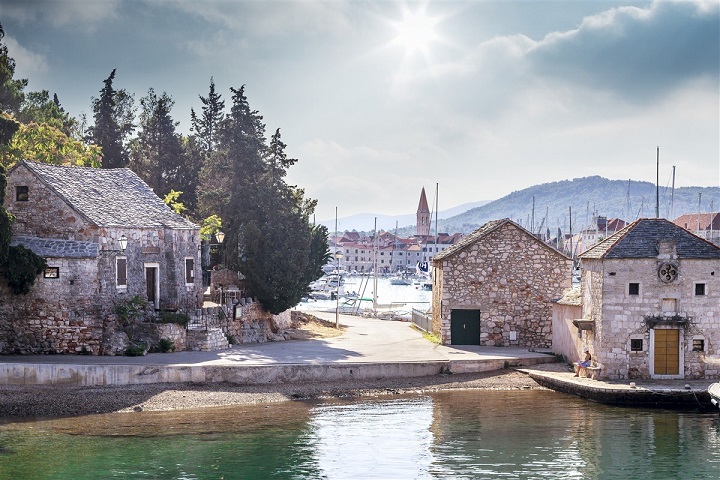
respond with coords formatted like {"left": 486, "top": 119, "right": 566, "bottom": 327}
{"left": 145, "top": 267, "right": 157, "bottom": 303}
{"left": 654, "top": 329, "right": 680, "bottom": 375}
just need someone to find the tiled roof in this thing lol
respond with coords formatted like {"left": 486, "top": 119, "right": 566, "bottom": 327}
{"left": 434, "top": 219, "right": 508, "bottom": 261}
{"left": 11, "top": 235, "right": 98, "bottom": 258}
{"left": 23, "top": 161, "right": 197, "bottom": 229}
{"left": 433, "top": 218, "right": 567, "bottom": 261}
{"left": 417, "top": 187, "right": 429, "bottom": 212}
{"left": 580, "top": 218, "right": 720, "bottom": 259}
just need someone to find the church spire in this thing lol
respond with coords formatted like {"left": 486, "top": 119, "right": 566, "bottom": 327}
{"left": 417, "top": 187, "right": 430, "bottom": 236}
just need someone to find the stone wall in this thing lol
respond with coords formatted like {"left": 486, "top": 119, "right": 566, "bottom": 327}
{"left": 433, "top": 222, "right": 572, "bottom": 347}
{"left": 583, "top": 257, "right": 720, "bottom": 380}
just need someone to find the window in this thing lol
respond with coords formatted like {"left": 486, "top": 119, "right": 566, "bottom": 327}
{"left": 116, "top": 257, "right": 127, "bottom": 289}
{"left": 693, "top": 338, "right": 705, "bottom": 352}
{"left": 628, "top": 283, "right": 640, "bottom": 295}
{"left": 630, "top": 339, "right": 643, "bottom": 351}
{"left": 695, "top": 283, "right": 706, "bottom": 296}
{"left": 43, "top": 267, "right": 59, "bottom": 279}
{"left": 15, "top": 186, "right": 29, "bottom": 201}
{"left": 185, "top": 258, "right": 194, "bottom": 284}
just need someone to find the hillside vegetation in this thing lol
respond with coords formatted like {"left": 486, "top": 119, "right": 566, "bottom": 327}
{"left": 437, "top": 176, "right": 719, "bottom": 235}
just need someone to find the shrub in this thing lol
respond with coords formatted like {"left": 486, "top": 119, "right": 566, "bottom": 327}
{"left": 125, "top": 342, "right": 147, "bottom": 356}
{"left": 157, "top": 311, "right": 190, "bottom": 327}
{"left": 154, "top": 338, "right": 175, "bottom": 353}
{"left": 114, "top": 295, "right": 147, "bottom": 323}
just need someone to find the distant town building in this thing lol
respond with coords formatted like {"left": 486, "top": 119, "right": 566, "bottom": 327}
{"left": 326, "top": 188, "right": 464, "bottom": 274}
{"left": 673, "top": 212, "right": 720, "bottom": 246}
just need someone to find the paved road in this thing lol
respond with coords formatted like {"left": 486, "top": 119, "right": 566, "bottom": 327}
{"left": 0, "top": 312, "right": 548, "bottom": 366}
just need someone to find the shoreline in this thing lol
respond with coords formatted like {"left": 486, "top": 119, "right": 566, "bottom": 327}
{"left": 0, "top": 369, "right": 543, "bottom": 420}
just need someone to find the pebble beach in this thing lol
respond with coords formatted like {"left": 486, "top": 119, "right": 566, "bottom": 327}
{"left": 0, "top": 370, "right": 543, "bottom": 420}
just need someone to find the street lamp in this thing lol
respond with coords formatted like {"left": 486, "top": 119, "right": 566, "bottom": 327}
{"left": 215, "top": 231, "right": 225, "bottom": 244}
{"left": 118, "top": 235, "right": 128, "bottom": 251}
{"left": 335, "top": 250, "right": 343, "bottom": 328}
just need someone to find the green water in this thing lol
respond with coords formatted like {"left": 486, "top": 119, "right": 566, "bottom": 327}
{"left": 1, "top": 390, "right": 719, "bottom": 479}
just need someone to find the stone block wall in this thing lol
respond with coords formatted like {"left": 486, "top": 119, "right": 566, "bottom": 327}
{"left": 583, "top": 257, "right": 720, "bottom": 379}
{"left": 434, "top": 222, "right": 572, "bottom": 347}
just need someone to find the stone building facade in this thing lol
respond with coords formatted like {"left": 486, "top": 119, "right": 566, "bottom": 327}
{"left": 578, "top": 218, "right": 720, "bottom": 380}
{"left": 432, "top": 219, "right": 572, "bottom": 347}
{"left": 0, "top": 161, "right": 202, "bottom": 354}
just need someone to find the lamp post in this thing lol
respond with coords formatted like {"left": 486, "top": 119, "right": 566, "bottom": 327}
{"left": 335, "top": 250, "right": 343, "bottom": 328}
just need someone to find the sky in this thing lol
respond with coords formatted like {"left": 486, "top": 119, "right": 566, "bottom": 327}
{"left": 2, "top": 0, "right": 718, "bottom": 223}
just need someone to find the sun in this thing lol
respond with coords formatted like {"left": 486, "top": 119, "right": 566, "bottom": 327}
{"left": 391, "top": 5, "right": 441, "bottom": 56}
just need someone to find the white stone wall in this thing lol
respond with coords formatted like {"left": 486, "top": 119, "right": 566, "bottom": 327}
{"left": 582, "top": 257, "right": 720, "bottom": 379}
{"left": 433, "top": 222, "right": 572, "bottom": 347}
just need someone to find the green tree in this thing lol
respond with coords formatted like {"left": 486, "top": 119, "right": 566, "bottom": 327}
{"left": 89, "top": 69, "right": 135, "bottom": 169}
{"left": 190, "top": 77, "right": 225, "bottom": 154}
{"left": 130, "top": 88, "right": 184, "bottom": 198}
{"left": 18, "top": 91, "right": 77, "bottom": 136}
{"left": 0, "top": 23, "right": 27, "bottom": 115}
{"left": 5, "top": 122, "right": 101, "bottom": 168}
{"left": 217, "top": 89, "right": 326, "bottom": 312}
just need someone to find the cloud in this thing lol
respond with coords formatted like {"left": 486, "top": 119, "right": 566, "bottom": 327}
{"left": 0, "top": 0, "right": 120, "bottom": 30}
{"left": 4, "top": 36, "right": 48, "bottom": 78}
{"left": 528, "top": 0, "right": 719, "bottom": 101}
{"left": 158, "top": 0, "right": 352, "bottom": 37}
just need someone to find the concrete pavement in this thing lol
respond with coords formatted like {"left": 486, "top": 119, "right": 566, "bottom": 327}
{"left": 0, "top": 312, "right": 556, "bottom": 386}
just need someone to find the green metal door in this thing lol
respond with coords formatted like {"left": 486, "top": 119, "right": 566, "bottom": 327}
{"left": 450, "top": 309, "right": 481, "bottom": 345}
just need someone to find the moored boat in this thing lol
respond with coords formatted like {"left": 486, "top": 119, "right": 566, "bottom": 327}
{"left": 708, "top": 383, "right": 720, "bottom": 410}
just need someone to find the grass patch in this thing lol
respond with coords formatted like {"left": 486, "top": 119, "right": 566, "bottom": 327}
{"left": 412, "top": 325, "right": 440, "bottom": 344}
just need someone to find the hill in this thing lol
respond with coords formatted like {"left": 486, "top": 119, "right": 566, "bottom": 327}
{"left": 441, "top": 176, "right": 720, "bottom": 235}
{"left": 325, "top": 176, "right": 720, "bottom": 235}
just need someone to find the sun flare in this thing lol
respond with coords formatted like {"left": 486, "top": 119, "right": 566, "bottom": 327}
{"left": 392, "top": 6, "right": 441, "bottom": 56}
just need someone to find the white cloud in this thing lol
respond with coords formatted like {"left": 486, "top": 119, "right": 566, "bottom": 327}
{"left": 4, "top": 36, "right": 48, "bottom": 78}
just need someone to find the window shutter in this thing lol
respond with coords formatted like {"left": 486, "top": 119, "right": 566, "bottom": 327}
{"left": 117, "top": 258, "right": 127, "bottom": 286}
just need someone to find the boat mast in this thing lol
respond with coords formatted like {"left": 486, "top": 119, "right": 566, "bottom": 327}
{"left": 434, "top": 183, "right": 439, "bottom": 260}
{"left": 655, "top": 146, "right": 660, "bottom": 219}
{"left": 373, "top": 216, "right": 378, "bottom": 306}
{"left": 670, "top": 165, "right": 676, "bottom": 220}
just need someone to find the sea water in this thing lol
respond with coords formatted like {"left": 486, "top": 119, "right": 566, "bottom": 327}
{"left": 1, "top": 390, "right": 719, "bottom": 479}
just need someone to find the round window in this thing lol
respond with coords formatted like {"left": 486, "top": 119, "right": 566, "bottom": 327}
{"left": 658, "top": 262, "right": 678, "bottom": 283}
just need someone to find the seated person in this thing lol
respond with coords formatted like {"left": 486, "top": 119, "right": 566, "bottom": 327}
{"left": 574, "top": 348, "right": 592, "bottom": 377}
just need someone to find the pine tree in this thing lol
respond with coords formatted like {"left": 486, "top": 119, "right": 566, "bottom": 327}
{"left": 89, "top": 69, "right": 135, "bottom": 169}
{"left": 0, "top": 23, "right": 27, "bottom": 115}
{"left": 190, "top": 77, "right": 225, "bottom": 154}
{"left": 130, "top": 88, "right": 184, "bottom": 198}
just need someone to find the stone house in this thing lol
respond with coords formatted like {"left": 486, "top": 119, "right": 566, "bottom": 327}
{"left": 431, "top": 219, "right": 573, "bottom": 347}
{"left": 575, "top": 218, "right": 720, "bottom": 380}
{"left": 0, "top": 161, "right": 202, "bottom": 354}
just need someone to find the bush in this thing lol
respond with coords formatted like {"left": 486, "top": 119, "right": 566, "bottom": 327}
{"left": 114, "top": 295, "right": 147, "bottom": 323}
{"left": 125, "top": 342, "right": 147, "bottom": 356}
{"left": 157, "top": 311, "right": 190, "bottom": 327}
{"left": 156, "top": 338, "right": 175, "bottom": 353}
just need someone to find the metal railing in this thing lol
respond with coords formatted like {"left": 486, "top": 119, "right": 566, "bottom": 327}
{"left": 411, "top": 308, "right": 432, "bottom": 332}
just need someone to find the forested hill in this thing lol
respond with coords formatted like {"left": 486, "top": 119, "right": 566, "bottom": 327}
{"left": 439, "top": 176, "right": 720, "bottom": 235}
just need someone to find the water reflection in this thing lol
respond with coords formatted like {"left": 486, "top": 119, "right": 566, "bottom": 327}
{"left": 1, "top": 390, "right": 719, "bottom": 479}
